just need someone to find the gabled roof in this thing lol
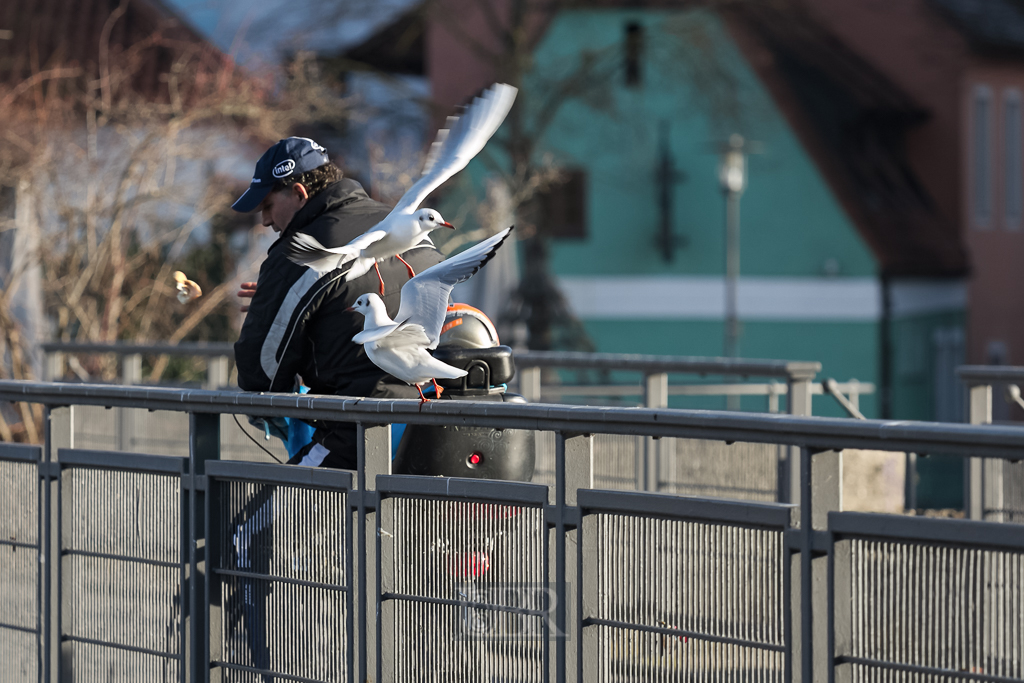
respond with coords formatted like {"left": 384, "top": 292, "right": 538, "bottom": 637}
{"left": 928, "top": 0, "right": 1024, "bottom": 56}
{"left": 728, "top": 2, "right": 968, "bottom": 277}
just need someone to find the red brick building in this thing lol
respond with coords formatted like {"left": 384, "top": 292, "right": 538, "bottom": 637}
{"left": 807, "top": 0, "right": 1024, "bottom": 375}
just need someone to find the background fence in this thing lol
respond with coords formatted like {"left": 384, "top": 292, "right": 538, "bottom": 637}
{"left": 38, "top": 343, "right": 879, "bottom": 504}
{"left": 959, "top": 365, "right": 1024, "bottom": 523}
{"left": 0, "top": 380, "right": 1021, "bottom": 683}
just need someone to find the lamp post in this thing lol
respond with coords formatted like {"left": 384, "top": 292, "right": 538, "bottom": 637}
{"left": 719, "top": 134, "right": 747, "bottom": 411}
{"left": 719, "top": 134, "right": 747, "bottom": 361}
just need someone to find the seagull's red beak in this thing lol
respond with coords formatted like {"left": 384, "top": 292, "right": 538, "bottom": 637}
{"left": 345, "top": 306, "right": 355, "bottom": 312}
{"left": 442, "top": 221, "right": 456, "bottom": 230}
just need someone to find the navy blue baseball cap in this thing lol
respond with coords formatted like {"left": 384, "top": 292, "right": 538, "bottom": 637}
{"left": 232, "top": 137, "right": 330, "bottom": 212}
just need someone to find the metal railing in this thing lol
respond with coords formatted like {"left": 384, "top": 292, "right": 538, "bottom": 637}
{"left": 37, "top": 343, "right": 875, "bottom": 502}
{"left": 959, "top": 365, "right": 1024, "bottom": 522}
{"left": 0, "top": 379, "right": 1022, "bottom": 683}
{"left": 40, "top": 343, "right": 874, "bottom": 416}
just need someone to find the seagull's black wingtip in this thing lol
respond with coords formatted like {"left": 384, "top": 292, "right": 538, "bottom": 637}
{"left": 472, "top": 225, "right": 515, "bottom": 276}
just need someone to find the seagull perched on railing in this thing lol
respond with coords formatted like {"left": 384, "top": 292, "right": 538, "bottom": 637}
{"left": 286, "top": 83, "right": 518, "bottom": 295}
{"left": 346, "top": 226, "right": 513, "bottom": 402}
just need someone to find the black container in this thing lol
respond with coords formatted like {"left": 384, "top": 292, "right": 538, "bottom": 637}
{"left": 393, "top": 345, "right": 536, "bottom": 482}
{"left": 432, "top": 345, "right": 516, "bottom": 393}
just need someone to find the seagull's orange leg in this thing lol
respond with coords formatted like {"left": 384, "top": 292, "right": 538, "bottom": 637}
{"left": 431, "top": 379, "right": 444, "bottom": 397}
{"left": 416, "top": 384, "right": 429, "bottom": 404}
{"left": 396, "top": 254, "right": 417, "bottom": 280}
{"left": 373, "top": 262, "right": 385, "bottom": 296}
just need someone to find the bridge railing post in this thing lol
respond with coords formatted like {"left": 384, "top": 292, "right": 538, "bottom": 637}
{"left": 359, "top": 423, "right": 390, "bottom": 683}
{"left": 966, "top": 383, "right": 992, "bottom": 520}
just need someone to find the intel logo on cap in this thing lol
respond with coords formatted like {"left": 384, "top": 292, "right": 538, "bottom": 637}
{"left": 272, "top": 159, "right": 296, "bottom": 178}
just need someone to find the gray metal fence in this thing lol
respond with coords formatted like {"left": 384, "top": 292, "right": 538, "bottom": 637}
{"left": 57, "top": 450, "right": 187, "bottom": 680}
{"left": 577, "top": 490, "right": 793, "bottom": 683}
{"left": 377, "top": 476, "right": 549, "bottom": 682}
{"left": 959, "top": 365, "right": 1024, "bottom": 522}
{"left": 830, "top": 513, "right": 1024, "bottom": 682}
{"left": 0, "top": 443, "right": 42, "bottom": 683}
{"left": 0, "top": 380, "right": 1022, "bottom": 683}
{"left": 39, "top": 343, "right": 868, "bottom": 502}
{"left": 206, "top": 461, "right": 354, "bottom": 682}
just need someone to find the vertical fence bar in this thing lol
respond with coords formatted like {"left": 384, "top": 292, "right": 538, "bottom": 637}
{"left": 117, "top": 355, "right": 143, "bottom": 453}
{"left": 799, "top": 447, "right": 813, "bottom": 683}
{"left": 345, "top": 478, "right": 356, "bottom": 683}
{"left": 358, "top": 423, "right": 389, "bottom": 683}
{"left": 578, "top": 502, "right": 598, "bottom": 683}
{"left": 204, "top": 357, "right": 230, "bottom": 391}
{"left": 828, "top": 537, "right": 851, "bottom": 683}
{"left": 813, "top": 450, "right": 841, "bottom": 683}
{"left": 786, "top": 377, "right": 814, "bottom": 505}
{"left": 519, "top": 366, "right": 542, "bottom": 403}
{"left": 122, "top": 353, "right": 143, "bottom": 384}
{"left": 43, "top": 352, "right": 64, "bottom": 382}
{"left": 376, "top": 487, "right": 394, "bottom": 683}
{"left": 44, "top": 406, "right": 71, "bottom": 683}
{"left": 553, "top": 431, "right": 592, "bottom": 683}
{"left": 795, "top": 446, "right": 842, "bottom": 683}
{"left": 203, "top": 470, "right": 221, "bottom": 683}
{"left": 188, "top": 413, "right": 219, "bottom": 683}
{"left": 967, "top": 384, "right": 992, "bottom": 520}
{"left": 644, "top": 373, "right": 668, "bottom": 492}
{"left": 904, "top": 453, "right": 918, "bottom": 511}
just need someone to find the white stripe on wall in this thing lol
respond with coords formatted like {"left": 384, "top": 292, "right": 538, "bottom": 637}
{"left": 556, "top": 276, "right": 967, "bottom": 321}
{"left": 557, "top": 276, "right": 881, "bottom": 321}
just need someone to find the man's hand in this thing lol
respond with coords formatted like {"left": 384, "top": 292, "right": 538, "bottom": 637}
{"left": 237, "top": 282, "right": 257, "bottom": 313}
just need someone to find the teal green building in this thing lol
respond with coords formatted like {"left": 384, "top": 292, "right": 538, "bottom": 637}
{"left": 344, "top": 3, "right": 970, "bottom": 505}
{"left": 454, "top": 7, "right": 967, "bottom": 429}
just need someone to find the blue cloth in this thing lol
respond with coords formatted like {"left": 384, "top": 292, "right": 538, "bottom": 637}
{"left": 284, "top": 386, "right": 315, "bottom": 458}
{"left": 391, "top": 424, "right": 406, "bottom": 460}
{"left": 253, "top": 387, "right": 315, "bottom": 459}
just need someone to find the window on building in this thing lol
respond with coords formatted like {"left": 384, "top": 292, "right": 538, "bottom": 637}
{"left": 1005, "top": 89, "right": 1022, "bottom": 229}
{"left": 625, "top": 23, "right": 643, "bottom": 87}
{"left": 973, "top": 85, "right": 993, "bottom": 227}
{"left": 525, "top": 170, "right": 588, "bottom": 239}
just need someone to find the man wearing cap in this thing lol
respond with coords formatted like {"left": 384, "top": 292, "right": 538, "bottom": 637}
{"left": 232, "top": 137, "right": 443, "bottom": 468}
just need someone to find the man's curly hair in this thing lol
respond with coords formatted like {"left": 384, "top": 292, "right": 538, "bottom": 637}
{"left": 272, "top": 162, "right": 343, "bottom": 197}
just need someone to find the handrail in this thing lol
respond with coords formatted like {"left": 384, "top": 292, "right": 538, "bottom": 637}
{"left": 0, "top": 379, "right": 1021, "bottom": 460}
{"left": 39, "top": 342, "right": 821, "bottom": 381}
{"left": 957, "top": 364, "right": 1024, "bottom": 384}
{"left": 513, "top": 350, "right": 821, "bottom": 380}
{"left": 41, "top": 341, "right": 235, "bottom": 357}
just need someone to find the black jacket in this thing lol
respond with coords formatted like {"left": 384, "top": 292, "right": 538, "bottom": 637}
{"left": 234, "top": 179, "right": 444, "bottom": 396}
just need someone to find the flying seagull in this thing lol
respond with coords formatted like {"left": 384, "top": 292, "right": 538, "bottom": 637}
{"left": 346, "top": 226, "right": 514, "bottom": 402}
{"left": 286, "top": 83, "right": 518, "bottom": 295}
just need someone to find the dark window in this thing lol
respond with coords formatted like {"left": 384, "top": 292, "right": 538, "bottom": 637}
{"left": 1004, "top": 90, "right": 1022, "bottom": 228}
{"left": 973, "top": 85, "right": 993, "bottom": 227}
{"left": 527, "top": 170, "right": 587, "bottom": 239}
{"left": 625, "top": 23, "right": 643, "bottom": 87}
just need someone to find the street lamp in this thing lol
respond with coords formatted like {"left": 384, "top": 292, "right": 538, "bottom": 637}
{"left": 718, "top": 133, "right": 747, "bottom": 362}
{"left": 719, "top": 134, "right": 747, "bottom": 411}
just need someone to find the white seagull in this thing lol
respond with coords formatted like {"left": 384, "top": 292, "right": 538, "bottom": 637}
{"left": 347, "top": 226, "right": 514, "bottom": 402}
{"left": 286, "top": 83, "right": 518, "bottom": 295}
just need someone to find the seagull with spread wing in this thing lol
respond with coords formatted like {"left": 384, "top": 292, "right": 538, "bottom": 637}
{"left": 346, "top": 226, "right": 513, "bottom": 402}
{"left": 286, "top": 83, "right": 517, "bottom": 295}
